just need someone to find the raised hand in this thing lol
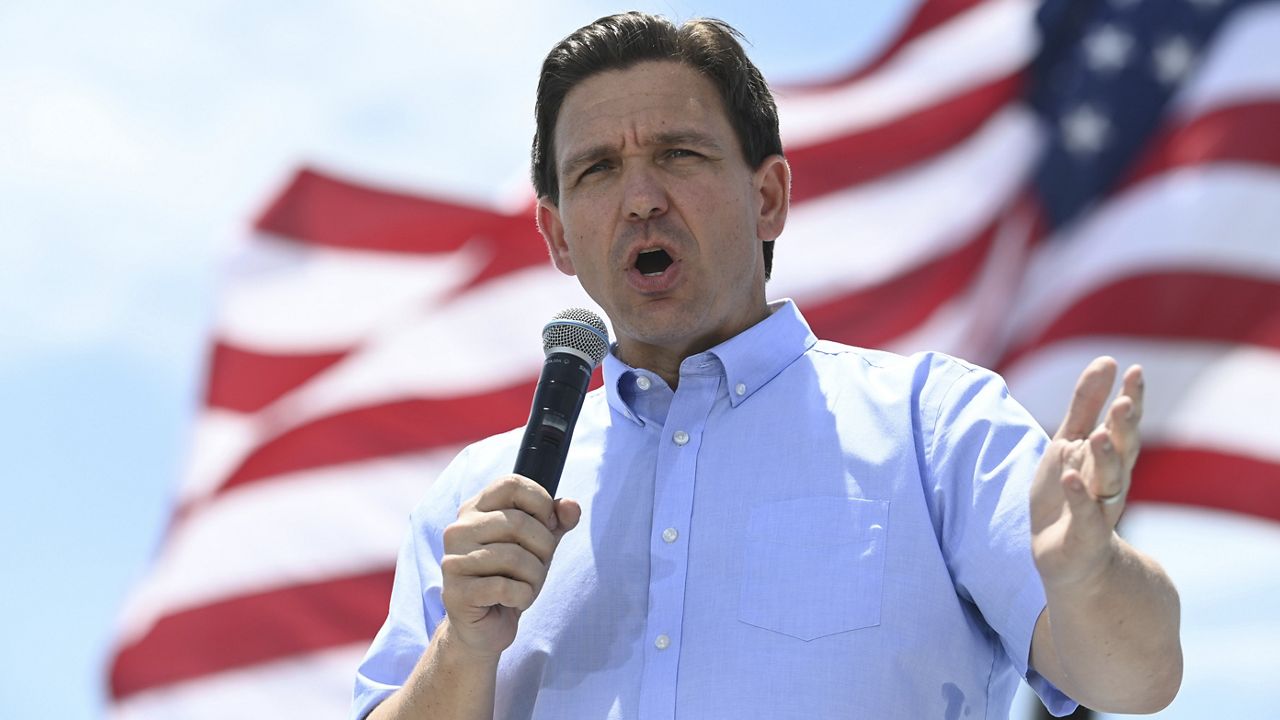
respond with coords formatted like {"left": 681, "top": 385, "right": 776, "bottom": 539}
{"left": 1030, "top": 356, "right": 1145, "bottom": 589}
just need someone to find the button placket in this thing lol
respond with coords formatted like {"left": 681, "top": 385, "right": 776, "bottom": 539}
{"left": 638, "top": 372, "right": 717, "bottom": 720}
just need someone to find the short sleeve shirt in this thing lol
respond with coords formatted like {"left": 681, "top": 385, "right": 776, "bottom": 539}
{"left": 353, "top": 299, "right": 1076, "bottom": 719}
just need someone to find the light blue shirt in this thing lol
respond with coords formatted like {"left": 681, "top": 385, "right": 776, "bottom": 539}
{"left": 353, "top": 300, "right": 1076, "bottom": 719}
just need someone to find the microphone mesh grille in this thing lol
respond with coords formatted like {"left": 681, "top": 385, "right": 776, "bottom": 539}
{"left": 542, "top": 308, "right": 610, "bottom": 367}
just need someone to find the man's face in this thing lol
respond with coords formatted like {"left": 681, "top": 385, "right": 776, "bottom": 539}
{"left": 537, "top": 60, "right": 789, "bottom": 368}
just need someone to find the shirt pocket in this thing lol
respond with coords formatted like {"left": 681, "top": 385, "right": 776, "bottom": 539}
{"left": 738, "top": 496, "right": 889, "bottom": 641}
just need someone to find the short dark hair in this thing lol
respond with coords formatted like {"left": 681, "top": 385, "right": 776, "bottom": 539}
{"left": 531, "top": 12, "right": 782, "bottom": 277}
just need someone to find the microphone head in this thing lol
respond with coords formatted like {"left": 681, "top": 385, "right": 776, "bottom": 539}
{"left": 542, "top": 308, "right": 610, "bottom": 368}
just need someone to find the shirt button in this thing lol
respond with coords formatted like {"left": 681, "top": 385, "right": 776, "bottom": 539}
{"left": 635, "top": 375, "right": 651, "bottom": 391}
{"left": 655, "top": 634, "right": 671, "bottom": 650}
{"left": 735, "top": 382, "right": 747, "bottom": 396}
{"left": 662, "top": 527, "right": 679, "bottom": 543}
{"left": 672, "top": 430, "right": 689, "bottom": 446}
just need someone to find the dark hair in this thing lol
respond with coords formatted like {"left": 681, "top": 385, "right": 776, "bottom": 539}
{"left": 532, "top": 12, "right": 782, "bottom": 277}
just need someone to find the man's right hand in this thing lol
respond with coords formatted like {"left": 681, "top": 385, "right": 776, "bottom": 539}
{"left": 440, "top": 474, "right": 582, "bottom": 659}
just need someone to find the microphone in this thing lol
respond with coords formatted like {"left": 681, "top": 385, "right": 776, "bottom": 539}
{"left": 513, "top": 308, "right": 610, "bottom": 496}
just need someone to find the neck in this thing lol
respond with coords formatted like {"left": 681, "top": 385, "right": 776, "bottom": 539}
{"left": 614, "top": 304, "right": 771, "bottom": 389}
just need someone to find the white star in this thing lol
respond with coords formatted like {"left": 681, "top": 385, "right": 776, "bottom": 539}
{"left": 1153, "top": 36, "right": 1197, "bottom": 84}
{"left": 1061, "top": 105, "right": 1111, "bottom": 155}
{"left": 1084, "top": 24, "right": 1136, "bottom": 72}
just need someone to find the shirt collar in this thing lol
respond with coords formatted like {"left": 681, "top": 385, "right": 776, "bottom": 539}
{"left": 603, "top": 299, "right": 817, "bottom": 423}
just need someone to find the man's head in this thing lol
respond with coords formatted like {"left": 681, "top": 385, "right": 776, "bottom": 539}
{"left": 531, "top": 12, "right": 784, "bottom": 279}
{"left": 531, "top": 14, "right": 790, "bottom": 377}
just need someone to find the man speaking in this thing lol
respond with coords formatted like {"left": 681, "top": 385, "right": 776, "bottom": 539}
{"left": 352, "top": 12, "right": 1182, "bottom": 719}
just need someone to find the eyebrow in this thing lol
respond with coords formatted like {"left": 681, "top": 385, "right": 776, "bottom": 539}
{"left": 560, "top": 130, "right": 725, "bottom": 177}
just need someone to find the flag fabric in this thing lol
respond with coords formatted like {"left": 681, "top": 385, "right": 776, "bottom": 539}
{"left": 108, "top": 0, "right": 1280, "bottom": 715}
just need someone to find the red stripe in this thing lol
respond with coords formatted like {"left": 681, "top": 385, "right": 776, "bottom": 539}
{"left": 805, "top": 215, "right": 1001, "bottom": 348}
{"left": 1131, "top": 446, "right": 1280, "bottom": 521}
{"left": 787, "top": 0, "right": 990, "bottom": 92}
{"left": 1124, "top": 101, "right": 1280, "bottom": 188}
{"left": 254, "top": 169, "right": 547, "bottom": 291}
{"left": 787, "top": 73, "right": 1022, "bottom": 203}
{"left": 1000, "top": 271, "right": 1280, "bottom": 369}
{"left": 198, "top": 368, "right": 602, "bottom": 500}
{"left": 221, "top": 381, "right": 533, "bottom": 492}
{"left": 207, "top": 342, "right": 348, "bottom": 413}
{"left": 110, "top": 568, "right": 394, "bottom": 700}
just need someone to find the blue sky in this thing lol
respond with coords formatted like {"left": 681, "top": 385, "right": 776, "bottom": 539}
{"left": 1, "top": 2, "right": 1276, "bottom": 719}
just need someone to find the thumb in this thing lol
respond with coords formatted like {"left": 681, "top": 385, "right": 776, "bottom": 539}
{"left": 552, "top": 498, "right": 582, "bottom": 541}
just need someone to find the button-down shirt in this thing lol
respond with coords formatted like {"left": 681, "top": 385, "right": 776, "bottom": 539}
{"left": 353, "top": 300, "right": 1075, "bottom": 719}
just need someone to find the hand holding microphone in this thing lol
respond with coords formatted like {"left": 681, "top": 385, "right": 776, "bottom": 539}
{"left": 438, "top": 309, "right": 608, "bottom": 658}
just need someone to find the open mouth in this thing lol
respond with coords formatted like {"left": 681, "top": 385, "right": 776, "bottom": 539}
{"left": 634, "top": 248, "right": 674, "bottom": 276}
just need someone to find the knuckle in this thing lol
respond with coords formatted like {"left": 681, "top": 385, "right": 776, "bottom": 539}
{"left": 440, "top": 553, "right": 466, "bottom": 576}
{"left": 442, "top": 521, "right": 468, "bottom": 549}
{"left": 508, "top": 580, "right": 535, "bottom": 609}
{"left": 497, "top": 474, "right": 526, "bottom": 492}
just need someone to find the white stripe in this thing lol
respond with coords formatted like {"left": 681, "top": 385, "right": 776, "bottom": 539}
{"left": 216, "top": 235, "right": 489, "bottom": 351}
{"left": 180, "top": 409, "right": 262, "bottom": 504}
{"left": 1173, "top": 1, "right": 1280, "bottom": 121}
{"left": 1003, "top": 338, "right": 1280, "bottom": 466}
{"left": 117, "top": 448, "right": 458, "bottom": 645}
{"left": 110, "top": 643, "right": 365, "bottom": 719}
{"left": 777, "top": 0, "right": 1035, "bottom": 145}
{"left": 1008, "top": 166, "right": 1280, "bottom": 344}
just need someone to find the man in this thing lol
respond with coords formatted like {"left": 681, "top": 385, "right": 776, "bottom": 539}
{"left": 354, "top": 13, "right": 1181, "bottom": 719}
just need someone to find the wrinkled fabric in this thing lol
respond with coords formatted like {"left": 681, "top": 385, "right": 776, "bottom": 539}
{"left": 353, "top": 300, "right": 1076, "bottom": 719}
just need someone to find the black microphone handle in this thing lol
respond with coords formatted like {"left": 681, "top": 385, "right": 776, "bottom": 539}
{"left": 513, "top": 351, "right": 594, "bottom": 496}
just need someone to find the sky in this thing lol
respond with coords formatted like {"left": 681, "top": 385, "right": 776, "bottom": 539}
{"left": 0, "top": 1, "right": 1277, "bottom": 719}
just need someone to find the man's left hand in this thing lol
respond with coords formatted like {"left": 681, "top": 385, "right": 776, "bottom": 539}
{"left": 1030, "top": 356, "right": 1143, "bottom": 588}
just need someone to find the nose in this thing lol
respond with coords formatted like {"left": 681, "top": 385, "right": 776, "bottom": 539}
{"left": 622, "top": 165, "right": 668, "bottom": 221}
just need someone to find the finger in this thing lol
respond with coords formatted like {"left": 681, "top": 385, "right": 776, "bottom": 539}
{"left": 449, "top": 575, "right": 536, "bottom": 612}
{"left": 1104, "top": 395, "right": 1142, "bottom": 470}
{"left": 1055, "top": 356, "right": 1118, "bottom": 441}
{"left": 442, "top": 542, "right": 549, "bottom": 596}
{"left": 473, "top": 474, "right": 557, "bottom": 530}
{"left": 1085, "top": 427, "right": 1127, "bottom": 501}
{"left": 444, "top": 509, "right": 557, "bottom": 565}
{"left": 1121, "top": 364, "right": 1145, "bottom": 424}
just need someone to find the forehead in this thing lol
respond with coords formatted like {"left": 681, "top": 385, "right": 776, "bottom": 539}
{"left": 553, "top": 61, "right": 734, "bottom": 160}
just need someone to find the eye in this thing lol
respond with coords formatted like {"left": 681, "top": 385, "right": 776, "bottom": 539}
{"left": 667, "top": 148, "right": 702, "bottom": 159}
{"left": 580, "top": 161, "right": 612, "bottom": 179}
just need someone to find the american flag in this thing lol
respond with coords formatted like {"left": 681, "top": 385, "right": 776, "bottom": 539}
{"left": 108, "top": 0, "right": 1279, "bottom": 715}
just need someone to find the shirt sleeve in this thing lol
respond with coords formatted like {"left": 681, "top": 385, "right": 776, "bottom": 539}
{"left": 350, "top": 446, "right": 474, "bottom": 720}
{"left": 920, "top": 355, "right": 1078, "bottom": 717}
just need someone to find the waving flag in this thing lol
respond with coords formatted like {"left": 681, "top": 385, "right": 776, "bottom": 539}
{"left": 108, "top": 0, "right": 1279, "bottom": 716}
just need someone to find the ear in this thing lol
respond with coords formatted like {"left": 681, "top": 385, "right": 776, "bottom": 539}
{"left": 536, "top": 197, "right": 576, "bottom": 276}
{"left": 753, "top": 154, "right": 791, "bottom": 243}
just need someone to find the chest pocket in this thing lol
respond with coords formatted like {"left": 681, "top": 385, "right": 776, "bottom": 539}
{"left": 739, "top": 496, "right": 889, "bottom": 641}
